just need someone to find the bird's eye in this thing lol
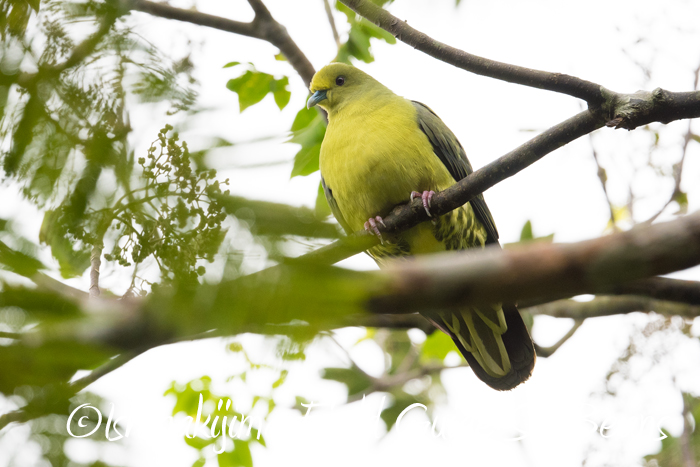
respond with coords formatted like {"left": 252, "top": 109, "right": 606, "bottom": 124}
{"left": 335, "top": 76, "right": 345, "bottom": 86}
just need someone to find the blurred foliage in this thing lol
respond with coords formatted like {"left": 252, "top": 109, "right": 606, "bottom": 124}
{"left": 0, "top": 1, "right": 697, "bottom": 466}
{"left": 165, "top": 376, "right": 265, "bottom": 467}
{"left": 644, "top": 393, "right": 700, "bottom": 467}
{"left": 334, "top": 0, "right": 397, "bottom": 64}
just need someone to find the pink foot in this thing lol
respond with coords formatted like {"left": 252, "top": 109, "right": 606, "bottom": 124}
{"left": 364, "top": 216, "right": 386, "bottom": 244}
{"left": 410, "top": 190, "right": 435, "bottom": 218}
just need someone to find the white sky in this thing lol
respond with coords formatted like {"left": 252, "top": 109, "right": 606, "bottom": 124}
{"left": 2, "top": 0, "right": 700, "bottom": 466}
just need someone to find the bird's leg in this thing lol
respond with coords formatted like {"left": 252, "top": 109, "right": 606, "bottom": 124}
{"left": 364, "top": 216, "right": 386, "bottom": 244}
{"left": 410, "top": 190, "right": 435, "bottom": 218}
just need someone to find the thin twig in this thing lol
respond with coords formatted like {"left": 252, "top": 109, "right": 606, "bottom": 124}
{"left": 346, "top": 362, "right": 470, "bottom": 404}
{"left": 643, "top": 62, "right": 700, "bottom": 225}
{"left": 681, "top": 392, "right": 697, "bottom": 467}
{"left": 89, "top": 245, "right": 102, "bottom": 298}
{"left": 337, "top": 0, "right": 604, "bottom": 104}
{"left": 527, "top": 296, "right": 700, "bottom": 320}
{"left": 323, "top": 0, "right": 342, "bottom": 50}
{"left": 324, "top": 332, "right": 377, "bottom": 382}
{"left": 534, "top": 319, "right": 584, "bottom": 357}
{"left": 587, "top": 133, "right": 618, "bottom": 231}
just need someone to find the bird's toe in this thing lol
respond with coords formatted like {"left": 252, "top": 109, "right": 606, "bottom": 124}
{"left": 410, "top": 190, "right": 436, "bottom": 218}
{"left": 364, "top": 216, "right": 385, "bottom": 244}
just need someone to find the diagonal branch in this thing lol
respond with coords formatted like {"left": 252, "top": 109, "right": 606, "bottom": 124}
{"left": 295, "top": 109, "right": 605, "bottom": 267}
{"left": 338, "top": 0, "right": 605, "bottom": 104}
{"left": 534, "top": 319, "right": 584, "bottom": 358}
{"left": 338, "top": 0, "right": 700, "bottom": 130}
{"left": 323, "top": 0, "right": 342, "bottom": 50}
{"left": 125, "top": 0, "right": 316, "bottom": 86}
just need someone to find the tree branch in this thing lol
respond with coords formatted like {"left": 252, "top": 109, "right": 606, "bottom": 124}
{"left": 526, "top": 295, "right": 700, "bottom": 320}
{"left": 604, "top": 277, "right": 700, "bottom": 306}
{"left": 126, "top": 0, "right": 316, "bottom": 86}
{"left": 533, "top": 319, "right": 584, "bottom": 358}
{"left": 0, "top": 348, "right": 144, "bottom": 431}
{"left": 369, "top": 211, "right": 700, "bottom": 313}
{"left": 89, "top": 245, "right": 102, "bottom": 298}
{"left": 587, "top": 133, "right": 618, "bottom": 231}
{"left": 295, "top": 109, "right": 604, "bottom": 267}
{"left": 338, "top": 0, "right": 700, "bottom": 129}
{"left": 323, "top": 0, "right": 342, "bottom": 50}
{"left": 338, "top": 0, "right": 604, "bottom": 104}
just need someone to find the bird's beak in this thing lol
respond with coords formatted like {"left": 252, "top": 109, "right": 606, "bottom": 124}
{"left": 307, "top": 90, "right": 328, "bottom": 109}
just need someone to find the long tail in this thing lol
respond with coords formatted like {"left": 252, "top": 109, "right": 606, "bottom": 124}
{"left": 427, "top": 303, "right": 535, "bottom": 391}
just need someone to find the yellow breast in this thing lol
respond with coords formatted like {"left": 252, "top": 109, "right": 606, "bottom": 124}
{"left": 320, "top": 96, "right": 455, "bottom": 238}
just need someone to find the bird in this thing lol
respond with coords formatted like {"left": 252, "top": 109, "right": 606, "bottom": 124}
{"left": 307, "top": 62, "right": 535, "bottom": 390}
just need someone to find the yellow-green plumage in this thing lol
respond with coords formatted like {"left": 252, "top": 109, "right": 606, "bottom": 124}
{"left": 309, "top": 63, "right": 534, "bottom": 390}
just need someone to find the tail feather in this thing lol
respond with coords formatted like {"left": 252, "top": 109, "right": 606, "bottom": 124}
{"left": 427, "top": 303, "right": 535, "bottom": 391}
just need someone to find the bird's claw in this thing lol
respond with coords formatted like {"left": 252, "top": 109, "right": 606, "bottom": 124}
{"left": 364, "top": 216, "right": 385, "bottom": 244}
{"left": 410, "top": 190, "right": 435, "bottom": 218}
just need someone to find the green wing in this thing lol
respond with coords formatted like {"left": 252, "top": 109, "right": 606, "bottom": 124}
{"left": 321, "top": 176, "right": 353, "bottom": 235}
{"left": 412, "top": 101, "right": 535, "bottom": 390}
{"left": 412, "top": 101, "right": 500, "bottom": 245}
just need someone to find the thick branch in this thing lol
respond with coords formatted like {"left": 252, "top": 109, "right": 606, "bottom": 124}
{"left": 369, "top": 211, "right": 700, "bottom": 312}
{"left": 602, "top": 88, "right": 700, "bottom": 130}
{"left": 126, "top": 0, "right": 316, "bottom": 86}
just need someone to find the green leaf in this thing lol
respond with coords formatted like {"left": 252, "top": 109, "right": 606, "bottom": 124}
{"left": 0, "top": 240, "right": 45, "bottom": 277}
{"left": 39, "top": 209, "right": 91, "bottom": 278}
{"left": 0, "top": 341, "right": 113, "bottom": 395}
{"left": 272, "top": 370, "right": 288, "bottom": 388}
{"left": 0, "top": 284, "right": 82, "bottom": 322}
{"left": 218, "top": 440, "right": 252, "bottom": 467}
{"left": 291, "top": 143, "right": 322, "bottom": 178}
{"left": 271, "top": 76, "right": 291, "bottom": 110}
{"left": 381, "top": 393, "right": 427, "bottom": 432}
{"left": 274, "top": 53, "right": 287, "bottom": 61}
{"left": 289, "top": 111, "right": 326, "bottom": 178}
{"left": 223, "top": 61, "right": 241, "bottom": 68}
{"left": 334, "top": 2, "right": 396, "bottom": 64}
{"left": 315, "top": 181, "right": 332, "bottom": 219}
{"left": 25, "top": 0, "right": 41, "bottom": 12}
{"left": 226, "top": 68, "right": 291, "bottom": 112}
{"left": 673, "top": 190, "right": 688, "bottom": 207}
{"left": 421, "top": 331, "right": 455, "bottom": 362}
{"left": 673, "top": 190, "right": 688, "bottom": 214}
{"left": 321, "top": 367, "right": 373, "bottom": 397}
{"left": 517, "top": 220, "right": 554, "bottom": 244}
{"left": 519, "top": 220, "right": 533, "bottom": 242}
{"left": 226, "top": 70, "right": 275, "bottom": 112}
{"left": 291, "top": 106, "right": 319, "bottom": 132}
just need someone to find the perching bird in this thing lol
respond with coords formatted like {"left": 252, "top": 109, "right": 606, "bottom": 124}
{"left": 307, "top": 63, "right": 535, "bottom": 390}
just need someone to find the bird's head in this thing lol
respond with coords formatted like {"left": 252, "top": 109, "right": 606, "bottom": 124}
{"left": 307, "top": 63, "right": 386, "bottom": 114}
